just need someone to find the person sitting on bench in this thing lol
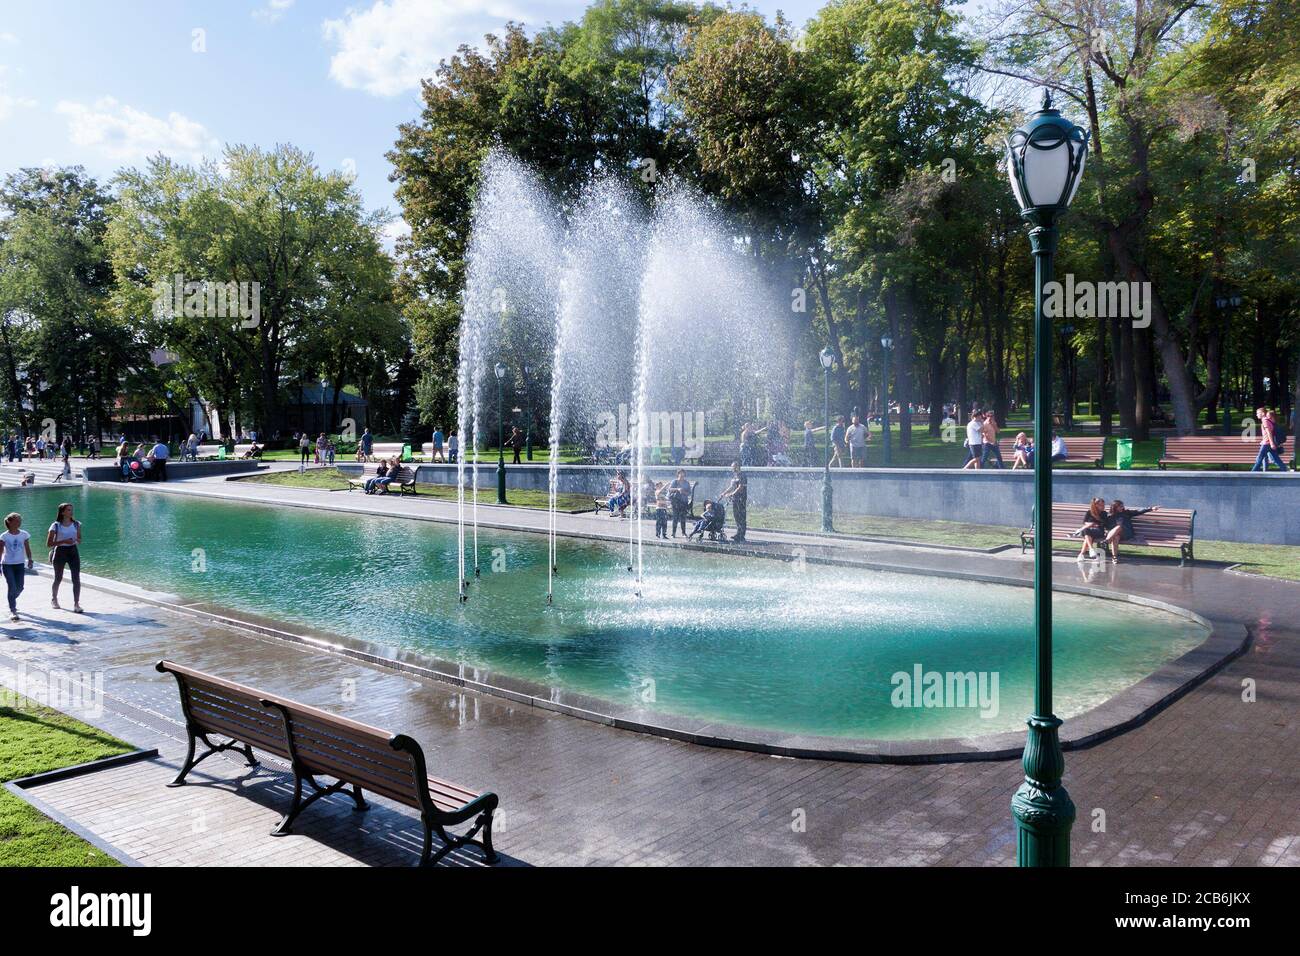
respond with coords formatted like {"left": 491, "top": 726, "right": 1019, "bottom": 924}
{"left": 1050, "top": 433, "right": 1068, "bottom": 462}
{"left": 1011, "top": 432, "right": 1034, "bottom": 469}
{"left": 607, "top": 471, "right": 630, "bottom": 517}
{"left": 1101, "top": 499, "right": 1157, "bottom": 563}
{"left": 1070, "top": 497, "right": 1108, "bottom": 561}
{"left": 363, "top": 458, "right": 391, "bottom": 494}
{"left": 240, "top": 442, "right": 263, "bottom": 459}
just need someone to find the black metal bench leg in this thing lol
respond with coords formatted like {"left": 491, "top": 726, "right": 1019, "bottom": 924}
{"left": 167, "top": 728, "right": 198, "bottom": 787}
{"left": 479, "top": 810, "right": 499, "bottom": 864}
{"left": 242, "top": 743, "right": 257, "bottom": 767}
{"left": 419, "top": 821, "right": 433, "bottom": 866}
{"left": 271, "top": 770, "right": 305, "bottom": 836}
{"left": 352, "top": 785, "right": 368, "bottom": 812}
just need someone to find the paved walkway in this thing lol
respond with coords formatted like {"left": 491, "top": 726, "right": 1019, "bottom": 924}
{"left": 1, "top": 478, "right": 1297, "bottom": 866}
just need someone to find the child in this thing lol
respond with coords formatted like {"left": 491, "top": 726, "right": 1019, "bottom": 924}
{"left": 653, "top": 481, "right": 669, "bottom": 539}
{"left": 2, "top": 512, "right": 34, "bottom": 622}
{"left": 689, "top": 500, "right": 715, "bottom": 541}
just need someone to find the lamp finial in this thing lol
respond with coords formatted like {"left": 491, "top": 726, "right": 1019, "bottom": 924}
{"left": 1040, "top": 88, "right": 1053, "bottom": 111}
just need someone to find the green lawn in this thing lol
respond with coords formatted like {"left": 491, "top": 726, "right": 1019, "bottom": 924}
{"left": 0, "top": 696, "right": 131, "bottom": 866}
{"left": 748, "top": 507, "right": 1300, "bottom": 580}
{"left": 236, "top": 468, "right": 596, "bottom": 511}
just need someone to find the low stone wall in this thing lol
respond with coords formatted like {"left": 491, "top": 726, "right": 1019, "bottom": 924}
{"left": 381, "top": 461, "right": 1300, "bottom": 545}
{"left": 84, "top": 460, "right": 265, "bottom": 482}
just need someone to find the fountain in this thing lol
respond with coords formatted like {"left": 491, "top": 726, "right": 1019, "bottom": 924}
{"left": 456, "top": 150, "right": 792, "bottom": 604}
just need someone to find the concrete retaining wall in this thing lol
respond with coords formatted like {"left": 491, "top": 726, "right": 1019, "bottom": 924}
{"left": 84, "top": 460, "right": 265, "bottom": 482}
{"left": 363, "top": 462, "right": 1300, "bottom": 545}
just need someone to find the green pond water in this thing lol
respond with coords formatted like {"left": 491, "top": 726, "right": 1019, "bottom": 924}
{"left": 2, "top": 485, "right": 1208, "bottom": 739}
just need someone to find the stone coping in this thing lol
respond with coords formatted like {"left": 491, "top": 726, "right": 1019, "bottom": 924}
{"left": 59, "top": 486, "right": 1248, "bottom": 763}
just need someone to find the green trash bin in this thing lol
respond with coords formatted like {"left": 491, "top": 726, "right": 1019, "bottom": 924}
{"left": 401, "top": 443, "right": 412, "bottom": 462}
{"left": 1115, "top": 438, "right": 1133, "bottom": 470}
{"left": 218, "top": 445, "right": 227, "bottom": 460}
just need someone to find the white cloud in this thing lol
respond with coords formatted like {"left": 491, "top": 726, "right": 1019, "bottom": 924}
{"left": 0, "top": 67, "right": 35, "bottom": 122}
{"left": 0, "top": 32, "right": 18, "bottom": 44}
{"left": 322, "top": 0, "right": 537, "bottom": 97}
{"left": 253, "top": 0, "right": 295, "bottom": 24}
{"left": 55, "top": 97, "right": 220, "bottom": 165}
{"left": 380, "top": 217, "right": 410, "bottom": 251}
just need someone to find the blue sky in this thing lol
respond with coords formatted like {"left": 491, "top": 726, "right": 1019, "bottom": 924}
{"left": 0, "top": 0, "right": 985, "bottom": 243}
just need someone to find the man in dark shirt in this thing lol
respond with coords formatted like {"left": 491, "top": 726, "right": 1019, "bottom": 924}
{"left": 721, "top": 461, "right": 748, "bottom": 543}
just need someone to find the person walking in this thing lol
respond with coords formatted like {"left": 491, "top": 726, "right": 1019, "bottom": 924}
{"left": 720, "top": 461, "right": 748, "bottom": 544}
{"left": 360, "top": 427, "right": 374, "bottom": 461}
{"left": 431, "top": 426, "right": 445, "bottom": 463}
{"left": 980, "top": 411, "right": 1004, "bottom": 468}
{"left": 963, "top": 408, "right": 984, "bottom": 469}
{"left": 1252, "top": 407, "right": 1289, "bottom": 472}
{"left": 448, "top": 431, "right": 459, "bottom": 464}
{"left": 47, "top": 502, "right": 83, "bottom": 613}
{"left": 2, "top": 512, "right": 34, "bottom": 622}
{"left": 829, "top": 416, "right": 847, "bottom": 468}
{"left": 846, "top": 414, "right": 869, "bottom": 468}
{"left": 802, "top": 421, "right": 816, "bottom": 467}
{"left": 509, "top": 426, "right": 524, "bottom": 465}
{"left": 299, "top": 432, "right": 310, "bottom": 465}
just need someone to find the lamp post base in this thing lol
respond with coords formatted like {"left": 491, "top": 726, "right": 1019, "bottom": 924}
{"left": 497, "top": 460, "right": 507, "bottom": 504}
{"left": 1011, "top": 714, "right": 1075, "bottom": 867}
{"left": 820, "top": 471, "right": 834, "bottom": 533}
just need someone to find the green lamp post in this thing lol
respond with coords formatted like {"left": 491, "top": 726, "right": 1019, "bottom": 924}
{"left": 494, "top": 362, "right": 507, "bottom": 504}
{"left": 523, "top": 363, "right": 534, "bottom": 461}
{"left": 819, "top": 347, "right": 835, "bottom": 533}
{"left": 880, "top": 334, "right": 893, "bottom": 466}
{"left": 1004, "top": 88, "right": 1089, "bottom": 867}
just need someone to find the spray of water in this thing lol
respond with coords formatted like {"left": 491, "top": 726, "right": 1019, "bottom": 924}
{"left": 460, "top": 152, "right": 790, "bottom": 605}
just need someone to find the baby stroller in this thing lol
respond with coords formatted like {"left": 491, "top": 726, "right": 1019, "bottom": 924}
{"left": 122, "top": 458, "right": 145, "bottom": 482}
{"left": 688, "top": 500, "right": 727, "bottom": 543}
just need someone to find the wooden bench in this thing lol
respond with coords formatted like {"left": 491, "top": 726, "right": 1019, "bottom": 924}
{"left": 1020, "top": 502, "right": 1196, "bottom": 565}
{"left": 155, "top": 661, "right": 499, "bottom": 866}
{"left": 347, "top": 463, "right": 417, "bottom": 495}
{"left": 1159, "top": 435, "right": 1296, "bottom": 469}
{"left": 997, "top": 435, "right": 1105, "bottom": 467}
{"left": 358, "top": 441, "right": 405, "bottom": 463}
{"left": 691, "top": 441, "right": 741, "bottom": 466}
{"left": 232, "top": 443, "right": 264, "bottom": 459}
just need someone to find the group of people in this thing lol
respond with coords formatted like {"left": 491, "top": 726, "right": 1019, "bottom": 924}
{"left": 603, "top": 462, "right": 748, "bottom": 544}
{"left": 361, "top": 456, "right": 405, "bottom": 494}
{"left": 963, "top": 407, "right": 1070, "bottom": 470}
{"left": 425, "top": 427, "right": 459, "bottom": 463}
{"left": 115, "top": 438, "right": 170, "bottom": 481}
{"left": 1, "top": 502, "right": 84, "bottom": 622}
{"left": 1069, "top": 498, "right": 1157, "bottom": 564}
{"left": 5, "top": 434, "right": 78, "bottom": 464}
{"left": 817, "top": 415, "right": 871, "bottom": 468}
{"left": 1253, "top": 406, "right": 1289, "bottom": 472}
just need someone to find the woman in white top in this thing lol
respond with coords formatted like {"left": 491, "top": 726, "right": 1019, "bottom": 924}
{"left": 46, "top": 502, "right": 83, "bottom": 613}
{"left": 2, "top": 512, "right": 34, "bottom": 621}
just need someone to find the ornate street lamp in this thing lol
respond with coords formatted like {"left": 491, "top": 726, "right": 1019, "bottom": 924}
{"left": 880, "top": 335, "right": 893, "bottom": 466}
{"left": 494, "top": 362, "right": 507, "bottom": 503}
{"left": 819, "top": 347, "right": 835, "bottom": 533}
{"left": 1004, "top": 89, "right": 1089, "bottom": 867}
